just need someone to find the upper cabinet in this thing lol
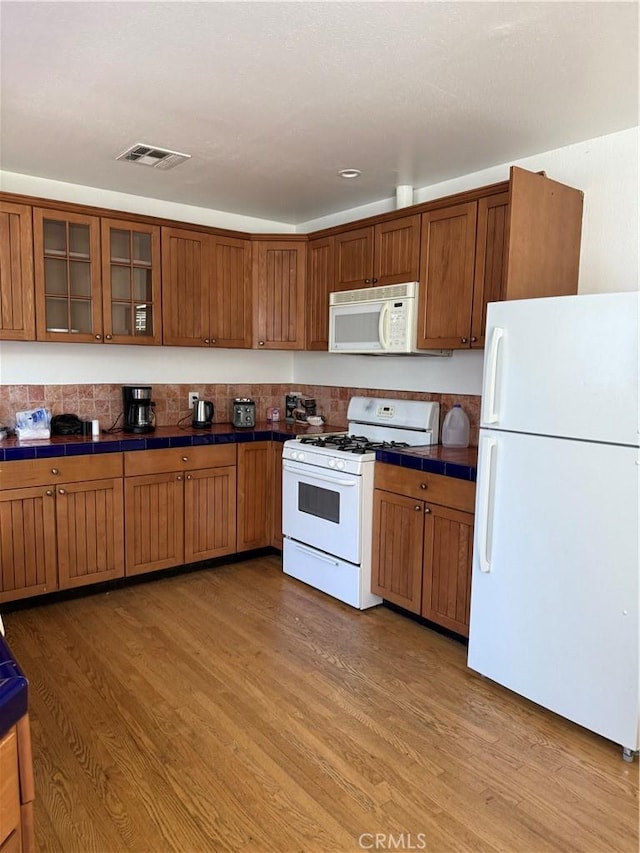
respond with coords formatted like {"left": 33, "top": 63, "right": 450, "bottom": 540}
{"left": 305, "top": 236, "right": 334, "bottom": 351}
{"left": 33, "top": 208, "right": 102, "bottom": 343}
{"left": 101, "top": 219, "right": 162, "bottom": 345}
{"left": 253, "top": 240, "right": 305, "bottom": 349}
{"left": 0, "top": 201, "right": 35, "bottom": 341}
{"left": 417, "top": 168, "right": 583, "bottom": 351}
{"left": 334, "top": 214, "right": 420, "bottom": 290}
{"left": 33, "top": 208, "right": 162, "bottom": 344}
{"left": 162, "top": 227, "right": 252, "bottom": 348}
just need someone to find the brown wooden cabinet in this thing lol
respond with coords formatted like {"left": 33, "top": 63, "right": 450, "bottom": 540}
{"left": 253, "top": 240, "right": 306, "bottom": 349}
{"left": 0, "top": 455, "right": 124, "bottom": 603}
{"left": 162, "top": 228, "right": 252, "bottom": 348}
{"left": 33, "top": 208, "right": 102, "bottom": 342}
{"left": 305, "top": 236, "right": 334, "bottom": 350}
{"left": 417, "top": 167, "right": 583, "bottom": 351}
{"left": 372, "top": 464, "right": 475, "bottom": 636}
{"left": 0, "top": 202, "right": 35, "bottom": 341}
{"left": 334, "top": 214, "right": 421, "bottom": 290}
{"left": 101, "top": 219, "right": 162, "bottom": 344}
{"left": 124, "top": 445, "right": 237, "bottom": 576}
{"left": 0, "top": 716, "right": 35, "bottom": 853}
{"left": 237, "top": 442, "right": 271, "bottom": 551}
{"left": 271, "top": 441, "right": 283, "bottom": 549}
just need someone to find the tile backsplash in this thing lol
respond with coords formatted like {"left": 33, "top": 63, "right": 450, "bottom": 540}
{"left": 0, "top": 384, "right": 481, "bottom": 445}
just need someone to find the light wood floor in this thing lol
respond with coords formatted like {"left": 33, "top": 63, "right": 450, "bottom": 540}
{"left": 3, "top": 555, "right": 638, "bottom": 853}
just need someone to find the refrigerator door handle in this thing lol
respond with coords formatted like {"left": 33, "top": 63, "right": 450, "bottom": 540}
{"left": 485, "top": 327, "right": 504, "bottom": 424}
{"left": 477, "top": 436, "right": 497, "bottom": 573}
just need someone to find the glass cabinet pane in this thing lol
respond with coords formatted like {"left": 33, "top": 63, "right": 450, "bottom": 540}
{"left": 44, "top": 258, "right": 69, "bottom": 295}
{"left": 69, "top": 261, "right": 92, "bottom": 297}
{"left": 132, "top": 267, "right": 153, "bottom": 301}
{"left": 68, "top": 224, "right": 90, "bottom": 258}
{"left": 111, "top": 265, "right": 131, "bottom": 300}
{"left": 134, "top": 304, "right": 153, "bottom": 336}
{"left": 112, "top": 302, "right": 132, "bottom": 336}
{"left": 43, "top": 220, "right": 67, "bottom": 255}
{"left": 110, "top": 229, "right": 130, "bottom": 263}
{"left": 70, "top": 300, "right": 93, "bottom": 333}
{"left": 132, "top": 232, "right": 152, "bottom": 264}
{"left": 45, "top": 297, "right": 69, "bottom": 332}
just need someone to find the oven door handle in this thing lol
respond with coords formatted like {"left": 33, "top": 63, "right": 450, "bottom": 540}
{"left": 291, "top": 542, "right": 340, "bottom": 566}
{"left": 282, "top": 462, "right": 357, "bottom": 487}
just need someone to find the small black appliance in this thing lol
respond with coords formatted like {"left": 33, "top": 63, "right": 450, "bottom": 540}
{"left": 192, "top": 400, "right": 214, "bottom": 429}
{"left": 123, "top": 385, "right": 156, "bottom": 433}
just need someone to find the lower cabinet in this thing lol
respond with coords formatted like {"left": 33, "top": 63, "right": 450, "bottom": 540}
{"left": 0, "top": 455, "right": 124, "bottom": 603}
{"left": 372, "top": 463, "right": 475, "bottom": 637}
{"left": 124, "top": 445, "right": 237, "bottom": 576}
{"left": 236, "top": 442, "right": 271, "bottom": 551}
{"left": 0, "top": 716, "right": 35, "bottom": 853}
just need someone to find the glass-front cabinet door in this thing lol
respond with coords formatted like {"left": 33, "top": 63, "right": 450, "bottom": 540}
{"left": 101, "top": 219, "right": 161, "bottom": 344}
{"left": 33, "top": 209, "right": 102, "bottom": 342}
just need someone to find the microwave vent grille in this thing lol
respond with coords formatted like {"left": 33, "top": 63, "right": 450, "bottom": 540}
{"left": 330, "top": 282, "right": 418, "bottom": 305}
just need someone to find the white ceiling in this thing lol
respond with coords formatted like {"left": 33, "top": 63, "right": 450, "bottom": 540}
{"left": 1, "top": 1, "right": 638, "bottom": 225}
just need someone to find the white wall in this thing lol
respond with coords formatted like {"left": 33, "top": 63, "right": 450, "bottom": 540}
{"left": 1, "top": 129, "right": 636, "bottom": 395}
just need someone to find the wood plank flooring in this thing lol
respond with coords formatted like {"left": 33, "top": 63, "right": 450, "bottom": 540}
{"left": 3, "top": 556, "right": 638, "bottom": 853}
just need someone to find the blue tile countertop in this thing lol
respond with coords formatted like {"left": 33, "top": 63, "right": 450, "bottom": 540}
{"left": 0, "top": 422, "right": 477, "bottom": 481}
{"left": 0, "top": 631, "right": 28, "bottom": 738}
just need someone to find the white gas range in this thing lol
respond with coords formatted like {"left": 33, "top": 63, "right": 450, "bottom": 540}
{"left": 282, "top": 396, "right": 440, "bottom": 609}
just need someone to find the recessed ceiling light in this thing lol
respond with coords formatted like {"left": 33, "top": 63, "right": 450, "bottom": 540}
{"left": 338, "top": 168, "right": 362, "bottom": 179}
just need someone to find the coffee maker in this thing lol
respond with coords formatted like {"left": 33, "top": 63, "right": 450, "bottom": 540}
{"left": 122, "top": 386, "right": 156, "bottom": 433}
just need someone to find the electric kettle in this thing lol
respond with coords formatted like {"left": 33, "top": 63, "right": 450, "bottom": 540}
{"left": 192, "top": 400, "right": 214, "bottom": 429}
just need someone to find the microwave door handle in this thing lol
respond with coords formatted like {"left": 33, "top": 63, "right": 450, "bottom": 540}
{"left": 378, "top": 303, "right": 390, "bottom": 350}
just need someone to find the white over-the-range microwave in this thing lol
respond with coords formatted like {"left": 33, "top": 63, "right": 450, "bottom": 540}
{"left": 328, "top": 282, "right": 451, "bottom": 356}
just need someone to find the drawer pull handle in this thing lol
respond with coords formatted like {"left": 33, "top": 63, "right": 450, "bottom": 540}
{"left": 51, "top": 468, "right": 60, "bottom": 475}
{"left": 420, "top": 483, "right": 427, "bottom": 489}
{"left": 182, "top": 456, "right": 188, "bottom": 462}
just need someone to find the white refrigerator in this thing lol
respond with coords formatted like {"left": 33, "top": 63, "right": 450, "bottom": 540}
{"left": 468, "top": 291, "right": 639, "bottom": 759}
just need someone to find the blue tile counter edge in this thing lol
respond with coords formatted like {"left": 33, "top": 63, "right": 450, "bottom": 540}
{"left": 0, "top": 425, "right": 477, "bottom": 481}
{"left": 0, "top": 632, "right": 28, "bottom": 738}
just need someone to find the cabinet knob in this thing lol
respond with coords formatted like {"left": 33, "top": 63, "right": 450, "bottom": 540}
{"left": 211, "top": 339, "right": 216, "bottom": 344}
{"left": 45, "top": 489, "right": 54, "bottom": 497}
{"left": 471, "top": 336, "right": 478, "bottom": 343}
{"left": 364, "top": 278, "right": 372, "bottom": 284}
{"left": 58, "top": 488, "right": 66, "bottom": 495}
{"left": 461, "top": 337, "right": 468, "bottom": 344}
{"left": 420, "top": 483, "right": 427, "bottom": 490}
{"left": 371, "top": 278, "right": 378, "bottom": 284}
{"left": 414, "top": 505, "right": 421, "bottom": 511}
{"left": 51, "top": 468, "right": 60, "bottom": 475}
{"left": 204, "top": 338, "right": 210, "bottom": 344}
{"left": 176, "top": 475, "right": 183, "bottom": 481}
{"left": 258, "top": 341, "right": 265, "bottom": 347}
{"left": 182, "top": 456, "right": 188, "bottom": 462}
{"left": 424, "top": 507, "right": 431, "bottom": 514}
{"left": 105, "top": 334, "right": 112, "bottom": 341}
{"left": 186, "top": 474, "right": 192, "bottom": 480}
{"left": 95, "top": 334, "right": 102, "bottom": 340}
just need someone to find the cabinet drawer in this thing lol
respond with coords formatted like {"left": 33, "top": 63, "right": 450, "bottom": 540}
{"left": 124, "top": 444, "right": 237, "bottom": 476}
{"left": 0, "top": 728, "right": 20, "bottom": 847}
{"left": 0, "top": 453, "right": 123, "bottom": 490}
{"left": 374, "top": 463, "right": 475, "bottom": 513}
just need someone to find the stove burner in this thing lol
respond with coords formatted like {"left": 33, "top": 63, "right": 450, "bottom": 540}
{"left": 298, "top": 434, "right": 410, "bottom": 454}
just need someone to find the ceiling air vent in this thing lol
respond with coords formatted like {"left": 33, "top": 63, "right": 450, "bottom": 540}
{"left": 116, "top": 143, "right": 191, "bottom": 170}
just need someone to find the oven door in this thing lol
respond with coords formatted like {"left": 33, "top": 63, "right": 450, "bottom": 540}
{"left": 282, "top": 459, "right": 362, "bottom": 564}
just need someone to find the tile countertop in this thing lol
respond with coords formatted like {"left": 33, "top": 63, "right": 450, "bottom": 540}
{"left": 0, "top": 631, "right": 28, "bottom": 738}
{"left": 0, "top": 423, "right": 477, "bottom": 481}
